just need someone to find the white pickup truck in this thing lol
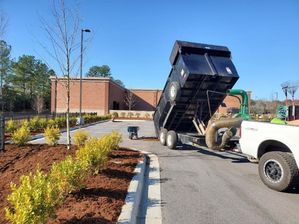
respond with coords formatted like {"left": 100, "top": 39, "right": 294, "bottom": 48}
{"left": 239, "top": 120, "right": 299, "bottom": 191}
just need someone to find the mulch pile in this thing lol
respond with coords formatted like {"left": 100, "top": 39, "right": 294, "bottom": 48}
{"left": 0, "top": 144, "right": 141, "bottom": 224}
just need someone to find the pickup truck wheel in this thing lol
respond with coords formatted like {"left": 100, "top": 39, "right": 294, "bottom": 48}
{"left": 169, "top": 81, "right": 180, "bottom": 103}
{"left": 259, "top": 152, "right": 299, "bottom": 192}
{"left": 159, "top": 128, "right": 167, "bottom": 146}
{"left": 166, "top": 131, "right": 177, "bottom": 149}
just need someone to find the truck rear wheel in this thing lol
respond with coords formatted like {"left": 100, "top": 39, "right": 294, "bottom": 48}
{"left": 166, "top": 130, "right": 177, "bottom": 149}
{"left": 159, "top": 128, "right": 167, "bottom": 146}
{"left": 258, "top": 151, "right": 299, "bottom": 192}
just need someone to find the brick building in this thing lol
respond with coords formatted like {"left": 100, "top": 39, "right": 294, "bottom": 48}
{"left": 51, "top": 77, "right": 249, "bottom": 115}
{"left": 51, "top": 77, "right": 162, "bottom": 115}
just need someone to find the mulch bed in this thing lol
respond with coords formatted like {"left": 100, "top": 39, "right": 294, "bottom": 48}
{"left": 0, "top": 144, "right": 141, "bottom": 224}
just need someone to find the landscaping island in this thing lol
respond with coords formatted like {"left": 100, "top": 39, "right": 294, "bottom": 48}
{"left": 0, "top": 142, "right": 141, "bottom": 223}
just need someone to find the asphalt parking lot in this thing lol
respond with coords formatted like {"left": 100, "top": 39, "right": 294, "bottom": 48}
{"left": 32, "top": 120, "right": 299, "bottom": 224}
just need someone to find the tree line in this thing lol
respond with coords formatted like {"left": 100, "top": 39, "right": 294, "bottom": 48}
{"left": 0, "top": 39, "right": 124, "bottom": 113}
{"left": 0, "top": 40, "right": 52, "bottom": 113}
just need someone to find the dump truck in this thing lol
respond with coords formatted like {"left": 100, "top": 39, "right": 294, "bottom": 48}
{"left": 154, "top": 40, "right": 299, "bottom": 192}
{"left": 154, "top": 40, "right": 248, "bottom": 149}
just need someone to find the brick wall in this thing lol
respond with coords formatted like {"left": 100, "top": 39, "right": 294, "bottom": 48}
{"left": 51, "top": 77, "right": 110, "bottom": 115}
{"left": 130, "top": 89, "right": 163, "bottom": 111}
{"left": 109, "top": 81, "right": 126, "bottom": 110}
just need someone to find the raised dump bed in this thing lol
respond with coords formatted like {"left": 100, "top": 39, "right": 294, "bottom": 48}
{"left": 154, "top": 41, "right": 239, "bottom": 146}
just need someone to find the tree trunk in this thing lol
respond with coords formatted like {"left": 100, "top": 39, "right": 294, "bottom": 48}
{"left": 66, "top": 77, "right": 70, "bottom": 150}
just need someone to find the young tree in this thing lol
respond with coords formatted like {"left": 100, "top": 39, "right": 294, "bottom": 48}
{"left": 124, "top": 91, "right": 137, "bottom": 111}
{"left": 86, "top": 65, "right": 112, "bottom": 77}
{"left": 41, "top": 0, "right": 80, "bottom": 149}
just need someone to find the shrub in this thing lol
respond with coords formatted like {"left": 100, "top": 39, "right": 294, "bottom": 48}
{"left": 112, "top": 112, "right": 118, "bottom": 118}
{"left": 76, "top": 132, "right": 122, "bottom": 173}
{"left": 54, "top": 117, "right": 66, "bottom": 128}
{"left": 73, "top": 130, "right": 90, "bottom": 147}
{"left": 20, "top": 119, "right": 29, "bottom": 128}
{"left": 69, "top": 117, "right": 77, "bottom": 126}
{"left": 29, "top": 117, "right": 40, "bottom": 131}
{"left": 50, "top": 156, "right": 86, "bottom": 193}
{"left": 5, "top": 169, "right": 61, "bottom": 224}
{"left": 38, "top": 118, "right": 48, "bottom": 129}
{"left": 127, "top": 112, "right": 133, "bottom": 118}
{"left": 76, "top": 137, "right": 104, "bottom": 173}
{"left": 11, "top": 125, "right": 31, "bottom": 146}
{"left": 135, "top": 112, "right": 141, "bottom": 118}
{"left": 5, "top": 131, "right": 122, "bottom": 224}
{"left": 6, "top": 119, "right": 16, "bottom": 133}
{"left": 120, "top": 112, "right": 126, "bottom": 118}
{"left": 44, "top": 126, "right": 61, "bottom": 146}
{"left": 47, "top": 119, "right": 57, "bottom": 127}
{"left": 105, "top": 114, "right": 112, "bottom": 119}
{"left": 144, "top": 113, "right": 150, "bottom": 119}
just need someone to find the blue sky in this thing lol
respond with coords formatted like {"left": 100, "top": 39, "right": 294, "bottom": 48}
{"left": 1, "top": 0, "right": 299, "bottom": 100}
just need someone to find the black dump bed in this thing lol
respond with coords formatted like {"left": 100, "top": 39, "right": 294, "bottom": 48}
{"left": 154, "top": 41, "right": 239, "bottom": 135}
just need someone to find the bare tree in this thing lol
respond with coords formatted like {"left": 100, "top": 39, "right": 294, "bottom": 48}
{"left": 124, "top": 91, "right": 137, "bottom": 111}
{"left": 41, "top": 0, "right": 80, "bottom": 149}
{"left": 32, "top": 95, "right": 44, "bottom": 114}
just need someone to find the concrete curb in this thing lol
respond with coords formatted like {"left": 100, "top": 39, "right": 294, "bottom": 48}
{"left": 145, "top": 153, "right": 162, "bottom": 224}
{"left": 118, "top": 148, "right": 162, "bottom": 224}
{"left": 118, "top": 153, "right": 147, "bottom": 224}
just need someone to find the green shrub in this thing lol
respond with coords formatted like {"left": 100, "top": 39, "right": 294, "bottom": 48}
{"left": 144, "top": 113, "right": 150, "bottom": 119}
{"left": 5, "top": 131, "right": 122, "bottom": 224}
{"left": 50, "top": 156, "right": 86, "bottom": 193}
{"left": 44, "top": 126, "right": 61, "bottom": 146}
{"left": 104, "top": 114, "right": 112, "bottom": 119}
{"left": 76, "top": 137, "right": 103, "bottom": 173}
{"left": 120, "top": 112, "right": 126, "bottom": 118}
{"left": 135, "top": 112, "right": 141, "bottom": 118}
{"left": 38, "top": 118, "right": 48, "bottom": 129}
{"left": 69, "top": 117, "right": 77, "bottom": 126}
{"left": 54, "top": 117, "right": 66, "bottom": 128}
{"left": 83, "top": 114, "right": 101, "bottom": 123}
{"left": 11, "top": 125, "right": 31, "bottom": 146}
{"left": 127, "top": 112, "right": 133, "bottom": 118}
{"left": 73, "top": 130, "right": 90, "bottom": 147}
{"left": 47, "top": 119, "right": 57, "bottom": 127}
{"left": 76, "top": 132, "right": 121, "bottom": 173}
{"left": 29, "top": 117, "right": 40, "bottom": 131}
{"left": 5, "top": 169, "right": 61, "bottom": 224}
{"left": 6, "top": 119, "right": 16, "bottom": 133}
{"left": 20, "top": 119, "right": 29, "bottom": 128}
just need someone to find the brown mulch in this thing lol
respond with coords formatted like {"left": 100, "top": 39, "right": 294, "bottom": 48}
{"left": 0, "top": 144, "right": 141, "bottom": 224}
{"left": 141, "top": 137, "right": 159, "bottom": 142}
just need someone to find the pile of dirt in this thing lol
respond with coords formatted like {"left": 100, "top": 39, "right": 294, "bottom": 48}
{"left": 0, "top": 144, "right": 141, "bottom": 224}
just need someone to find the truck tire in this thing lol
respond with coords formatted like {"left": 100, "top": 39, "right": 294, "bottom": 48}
{"left": 169, "top": 81, "right": 180, "bottom": 103}
{"left": 166, "top": 130, "right": 177, "bottom": 149}
{"left": 159, "top": 128, "right": 167, "bottom": 146}
{"left": 258, "top": 151, "right": 299, "bottom": 192}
